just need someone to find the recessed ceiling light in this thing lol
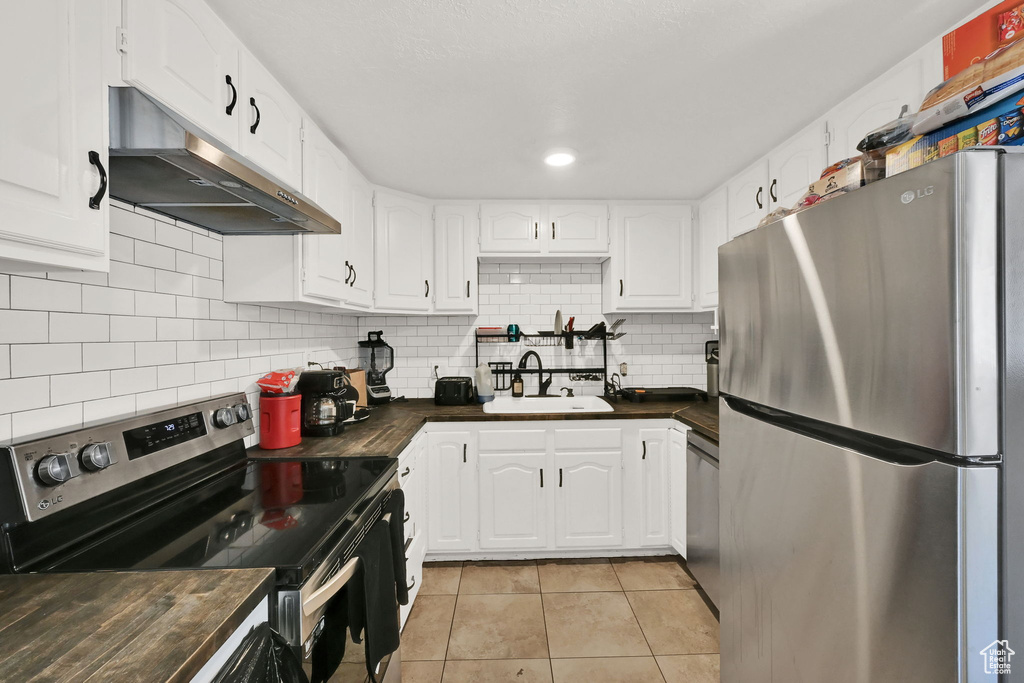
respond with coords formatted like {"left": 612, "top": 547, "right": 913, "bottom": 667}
{"left": 544, "top": 148, "right": 577, "bottom": 167}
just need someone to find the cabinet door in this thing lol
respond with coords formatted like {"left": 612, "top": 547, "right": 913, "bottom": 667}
{"left": 344, "top": 168, "right": 374, "bottom": 308}
{"left": 767, "top": 123, "right": 826, "bottom": 213}
{"left": 237, "top": 51, "right": 303, "bottom": 190}
{"left": 546, "top": 204, "right": 609, "bottom": 254}
{"left": 610, "top": 205, "right": 694, "bottom": 311}
{"left": 479, "top": 204, "right": 542, "bottom": 253}
{"left": 697, "top": 188, "right": 727, "bottom": 310}
{"left": 426, "top": 431, "right": 476, "bottom": 552}
{"left": 554, "top": 452, "right": 623, "bottom": 548}
{"left": 0, "top": 0, "right": 108, "bottom": 271}
{"left": 374, "top": 192, "right": 433, "bottom": 311}
{"left": 478, "top": 452, "right": 548, "bottom": 549}
{"left": 827, "top": 56, "right": 930, "bottom": 164}
{"left": 122, "top": 0, "right": 239, "bottom": 149}
{"left": 300, "top": 120, "right": 348, "bottom": 302}
{"left": 726, "top": 160, "right": 768, "bottom": 239}
{"left": 434, "top": 206, "right": 479, "bottom": 313}
{"left": 669, "top": 429, "right": 688, "bottom": 557}
{"left": 638, "top": 429, "right": 670, "bottom": 546}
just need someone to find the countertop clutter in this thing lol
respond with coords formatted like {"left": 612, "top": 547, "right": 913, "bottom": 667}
{"left": 247, "top": 397, "right": 720, "bottom": 462}
{"left": 0, "top": 569, "right": 274, "bottom": 683}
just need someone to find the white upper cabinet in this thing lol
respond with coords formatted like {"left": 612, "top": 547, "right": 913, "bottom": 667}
{"left": 374, "top": 191, "right": 434, "bottom": 312}
{"left": 545, "top": 204, "right": 609, "bottom": 253}
{"left": 826, "top": 48, "right": 935, "bottom": 165}
{"left": 300, "top": 119, "right": 348, "bottom": 302}
{"left": 480, "top": 203, "right": 609, "bottom": 255}
{"left": 604, "top": 205, "right": 694, "bottom": 312}
{"left": 433, "top": 205, "right": 479, "bottom": 314}
{"left": 237, "top": 51, "right": 303, "bottom": 191}
{"left": 726, "top": 160, "right": 768, "bottom": 240}
{"left": 122, "top": 0, "right": 240, "bottom": 149}
{"left": 767, "top": 122, "right": 826, "bottom": 213}
{"left": 0, "top": 0, "right": 109, "bottom": 272}
{"left": 344, "top": 168, "right": 375, "bottom": 309}
{"left": 480, "top": 204, "right": 542, "bottom": 253}
{"left": 697, "top": 188, "right": 727, "bottom": 310}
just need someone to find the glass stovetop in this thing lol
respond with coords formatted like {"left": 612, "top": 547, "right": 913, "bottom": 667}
{"left": 40, "top": 457, "right": 396, "bottom": 586}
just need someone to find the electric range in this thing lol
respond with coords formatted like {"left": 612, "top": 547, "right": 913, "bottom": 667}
{"left": 0, "top": 393, "right": 399, "bottom": 674}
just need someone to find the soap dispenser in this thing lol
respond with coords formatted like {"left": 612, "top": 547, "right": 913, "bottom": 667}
{"left": 511, "top": 372, "right": 524, "bottom": 398}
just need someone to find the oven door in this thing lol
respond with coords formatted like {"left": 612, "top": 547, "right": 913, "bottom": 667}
{"left": 274, "top": 475, "right": 400, "bottom": 676}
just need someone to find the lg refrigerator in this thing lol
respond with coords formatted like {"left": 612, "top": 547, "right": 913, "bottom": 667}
{"left": 718, "top": 148, "right": 1024, "bottom": 682}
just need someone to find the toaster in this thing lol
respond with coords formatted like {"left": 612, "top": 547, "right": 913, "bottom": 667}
{"left": 435, "top": 377, "right": 475, "bottom": 405}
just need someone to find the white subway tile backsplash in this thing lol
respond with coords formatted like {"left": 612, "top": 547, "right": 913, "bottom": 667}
{"left": 178, "top": 383, "right": 212, "bottom": 403}
{"left": 195, "top": 320, "right": 225, "bottom": 340}
{"left": 109, "top": 233, "right": 135, "bottom": 263}
{"left": 136, "top": 388, "right": 179, "bottom": 413}
{"left": 83, "top": 395, "right": 136, "bottom": 425}
{"left": 156, "top": 318, "right": 194, "bottom": 341}
{"left": 110, "top": 316, "right": 157, "bottom": 342}
{"left": 176, "top": 251, "right": 210, "bottom": 278}
{"left": 135, "top": 341, "right": 177, "bottom": 366}
{"left": 110, "top": 366, "right": 158, "bottom": 396}
{"left": 0, "top": 275, "right": 8, "bottom": 308}
{"left": 157, "top": 363, "right": 195, "bottom": 389}
{"left": 0, "top": 345, "right": 8, "bottom": 380}
{"left": 11, "top": 277, "right": 81, "bottom": 313}
{"left": 210, "top": 300, "right": 237, "bottom": 321}
{"left": 11, "top": 343, "right": 81, "bottom": 377}
{"left": 155, "top": 223, "right": 194, "bottom": 252}
{"left": 193, "top": 277, "right": 223, "bottom": 300}
{"left": 194, "top": 360, "right": 226, "bottom": 383}
{"left": 0, "top": 377, "right": 49, "bottom": 414}
{"left": 109, "top": 261, "right": 156, "bottom": 292}
{"left": 83, "top": 343, "right": 136, "bottom": 371}
{"left": 192, "top": 234, "right": 222, "bottom": 260}
{"left": 0, "top": 414, "right": 10, "bottom": 444}
{"left": 110, "top": 208, "right": 155, "bottom": 242}
{"left": 82, "top": 285, "right": 135, "bottom": 316}
{"left": 135, "top": 291, "right": 177, "bottom": 318}
{"left": 12, "top": 403, "right": 83, "bottom": 440}
{"left": 210, "top": 340, "right": 239, "bottom": 360}
{"left": 135, "top": 241, "right": 177, "bottom": 271}
{"left": 155, "top": 269, "right": 193, "bottom": 296}
{"left": 49, "top": 313, "right": 109, "bottom": 343}
{"left": 51, "top": 371, "right": 110, "bottom": 405}
{"left": 176, "top": 341, "right": 211, "bottom": 363}
{"left": 176, "top": 296, "right": 210, "bottom": 320}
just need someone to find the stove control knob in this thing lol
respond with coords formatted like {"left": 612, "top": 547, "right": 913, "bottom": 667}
{"left": 80, "top": 442, "right": 113, "bottom": 472}
{"left": 37, "top": 454, "right": 75, "bottom": 487}
{"left": 213, "top": 407, "right": 238, "bottom": 429}
{"left": 233, "top": 403, "right": 252, "bottom": 422}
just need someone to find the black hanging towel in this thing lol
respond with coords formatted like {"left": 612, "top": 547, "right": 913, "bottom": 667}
{"left": 385, "top": 489, "right": 410, "bottom": 606}
{"left": 351, "top": 520, "right": 401, "bottom": 682}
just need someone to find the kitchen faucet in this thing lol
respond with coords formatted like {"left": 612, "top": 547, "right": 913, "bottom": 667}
{"left": 518, "top": 350, "right": 552, "bottom": 396}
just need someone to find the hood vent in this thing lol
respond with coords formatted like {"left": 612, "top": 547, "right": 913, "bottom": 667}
{"left": 108, "top": 88, "right": 339, "bottom": 235}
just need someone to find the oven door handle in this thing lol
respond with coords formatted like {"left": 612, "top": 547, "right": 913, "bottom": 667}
{"left": 302, "top": 511, "right": 392, "bottom": 617}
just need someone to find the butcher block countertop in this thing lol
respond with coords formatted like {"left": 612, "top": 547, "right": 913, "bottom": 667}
{"left": 0, "top": 568, "right": 274, "bottom": 683}
{"left": 249, "top": 397, "right": 719, "bottom": 461}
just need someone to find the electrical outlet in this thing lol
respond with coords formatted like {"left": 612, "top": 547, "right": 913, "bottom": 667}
{"left": 429, "top": 358, "right": 447, "bottom": 380}
{"left": 619, "top": 362, "right": 628, "bottom": 376}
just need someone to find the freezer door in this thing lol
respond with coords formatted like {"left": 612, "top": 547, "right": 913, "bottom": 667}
{"left": 719, "top": 150, "right": 1000, "bottom": 457}
{"left": 719, "top": 401, "right": 998, "bottom": 683}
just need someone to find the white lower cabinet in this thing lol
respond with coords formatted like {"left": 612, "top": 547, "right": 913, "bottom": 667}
{"left": 638, "top": 428, "right": 670, "bottom": 547}
{"left": 426, "top": 430, "right": 477, "bottom": 552}
{"left": 426, "top": 421, "right": 676, "bottom": 558}
{"left": 669, "top": 428, "right": 688, "bottom": 557}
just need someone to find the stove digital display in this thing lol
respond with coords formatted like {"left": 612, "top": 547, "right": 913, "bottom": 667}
{"left": 123, "top": 412, "right": 207, "bottom": 460}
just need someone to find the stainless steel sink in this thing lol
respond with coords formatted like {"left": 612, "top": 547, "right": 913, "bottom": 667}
{"left": 482, "top": 395, "right": 614, "bottom": 414}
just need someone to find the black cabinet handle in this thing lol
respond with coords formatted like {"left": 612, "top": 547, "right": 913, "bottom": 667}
{"left": 404, "top": 538, "right": 413, "bottom": 553}
{"left": 619, "top": 279, "right": 624, "bottom": 296}
{"left": 755, "top": 186, "right": 763, "bottom": 210}
{"left": 463, "top": 444, "right": 467, "bottom": 463}
{"left": 642, "top": 440, "right": 647, "bottom": 459}
{"left": 350, "top": 264, "right": 357, "bottom": 287}
{"left": 344, "top": 261, "right": 351, "bottom": 285}
{"left": 88, "top": 151, "right": 107, "bottom": 210}
{"left": 534, "top": 222, "right": 538, "bottom": 239}
{"left": 466, "top": 280, "right": 470, "bottom": 297}
{"left": 407, "top": 576, "right": 416, "bottom": 590}
{"left": 249, "top": 97, "right": 261, "bottom": 134}
{"left": 425, "top": 279, "right": 430, "bottom": 297}
{"left": 540, "top": 469, "right": 544, "bottom": 488}
{"left": 225, "top": 75, "right": 237, "bottom": 115}
{"left": 559, "top": 468, "right": 563, "bottom": 487}
{"left": 401, "top": 466, "right": 410, "bottom": 477}
{"left": 769, "top": 178, "right": 778, "bottom": 204}
{"left": 552, "top": 222, "right": 556, "bottom": 239}
{"left": 404, "top": 511, "right": 410, "bottom": 522}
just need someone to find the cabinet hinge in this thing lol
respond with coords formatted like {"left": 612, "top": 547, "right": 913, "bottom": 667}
{"left": 823, "top": 122, "right": 833, "bottom": 150}
{"left": 299, "top": 128, "right": 306, "bottom": 142}
{"left": 300, "top": 267, "right": 307, "bottom": 282}
{"left": 116, "top": 27, "right": 128, "bottom": 54}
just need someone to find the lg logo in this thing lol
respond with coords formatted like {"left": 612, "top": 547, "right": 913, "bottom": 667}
{"left": 37, "top": 495, "right": 63, "bottom": 510}
{"left": 901, "top": 186, "right": 934, "bottom": 204}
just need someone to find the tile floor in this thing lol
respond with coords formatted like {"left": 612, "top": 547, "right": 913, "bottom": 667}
{"left": 400, "top": 556, "right": 719, "bottom": 683}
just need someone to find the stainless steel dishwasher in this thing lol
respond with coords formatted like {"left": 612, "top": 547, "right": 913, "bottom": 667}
{"left": 686, "top": 430, "right": 720, "bottom": 607}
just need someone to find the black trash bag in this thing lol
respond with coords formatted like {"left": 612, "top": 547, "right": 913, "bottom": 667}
{"left": 213, "top": 622, "right": 309, "bottom": 683}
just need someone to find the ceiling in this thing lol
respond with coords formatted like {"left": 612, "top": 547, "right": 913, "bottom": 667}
{"left": 208, "top": 0, "right": 980, "bottom": 200}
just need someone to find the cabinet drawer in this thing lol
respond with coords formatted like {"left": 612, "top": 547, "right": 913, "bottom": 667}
{"left": 554, "top": 428, "right": 622, "bottom": 451}
{"left": 479, "top": 429, "right": 546, "bottom": 452}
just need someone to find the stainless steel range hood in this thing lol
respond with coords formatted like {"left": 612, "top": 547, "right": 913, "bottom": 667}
{"left": 108, "top": 88, "right": 339, "bottom": 235}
